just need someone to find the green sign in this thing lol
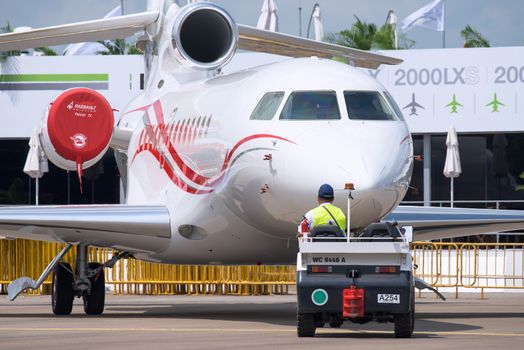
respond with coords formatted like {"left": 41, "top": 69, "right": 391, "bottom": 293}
{"left": 311, "top": 289, "right": 328, "bottom": 306}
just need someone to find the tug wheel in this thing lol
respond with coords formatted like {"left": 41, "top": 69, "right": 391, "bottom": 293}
{"left": 297, "top": 313, "right": 316, "bottom": 337}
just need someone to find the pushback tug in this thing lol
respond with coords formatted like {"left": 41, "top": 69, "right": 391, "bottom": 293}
{"left": 296, "top": 184, "right": 415, "bottom": 338}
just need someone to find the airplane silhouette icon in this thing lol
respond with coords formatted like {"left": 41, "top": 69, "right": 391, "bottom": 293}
{"left": 487, "top": 93, "right": 504, "bottom": 112}
{"left": 403, "top": 93, "right": 424, "bottom": 116}
{"left": 445, "top": 94, "right": 463, "bottom": 113}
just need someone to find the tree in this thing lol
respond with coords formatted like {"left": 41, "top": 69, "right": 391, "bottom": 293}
{"left": 35, "top": 47, "right": 57, "bottom": 56}
{"left": 98, "top": 39, "right": 142, "bottom": 55}
{"left": 0, "top": 22, "right": 20, "bottom": 63}
{"left": 326, "top": 16, "right": 414, "bottom": 51}
{"left": 461, "top": 25, "right": 490, "bottom": 48}
{"left": 326, "top": 16, "right": 377, "bottom": 50}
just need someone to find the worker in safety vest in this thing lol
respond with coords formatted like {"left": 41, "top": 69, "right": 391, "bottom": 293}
{"left": 298, "top": 184, "right": 346, "bottom": 237}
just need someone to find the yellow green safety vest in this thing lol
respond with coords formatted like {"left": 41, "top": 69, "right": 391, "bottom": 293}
{"left": 311, "top": 204, "right": 346, "bottom": 231}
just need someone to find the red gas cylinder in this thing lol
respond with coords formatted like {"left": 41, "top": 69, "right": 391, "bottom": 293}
{"left": 342, "top": 285, "right": 365, "bottom": 318}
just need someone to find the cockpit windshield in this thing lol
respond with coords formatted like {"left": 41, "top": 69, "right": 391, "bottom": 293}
{"left": 250, "top": 91, "right": 285, "bottom": 120}
{"left": 344, "top": 91, "right": 397, "bottom": 121}
{"left": 280, "top": 91, "right": 340, "bottom": 120}
{"left": 383, "top": 91, "right": 406, "bottom": 121}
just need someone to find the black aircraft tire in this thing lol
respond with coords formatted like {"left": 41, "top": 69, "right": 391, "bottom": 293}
{"left": 297, "top": 313, "right": 316, "bottom": 337}
{"left": 52, "top": 262, "right": 74, "bottom": 315}
{"left": 83, "top": 263, "right": 105, "bottom": 315}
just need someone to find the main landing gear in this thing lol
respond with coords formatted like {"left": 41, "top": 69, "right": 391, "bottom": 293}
{"left": 51, "top": 244, "right": 107, "bottom": 315}
{"left": 8, "top": 243, "right": 129, "bottom": 316}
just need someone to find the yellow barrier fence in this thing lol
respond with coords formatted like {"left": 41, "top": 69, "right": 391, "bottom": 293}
{"left": 2, "top": 239, "right": 524, "bottom": 298}
{"left": 0, "top": 239, "right": 295, "bottom": 296}
{"left": 412, "top": 242, "right": 524, "bottom": 298}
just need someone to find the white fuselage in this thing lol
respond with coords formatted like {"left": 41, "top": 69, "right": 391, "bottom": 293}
{"left": 118, "top": 57, "right": 413, "bottom": 264}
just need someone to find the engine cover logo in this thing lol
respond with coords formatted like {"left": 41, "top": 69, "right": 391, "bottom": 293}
{"left": 70, "top": 133, "right": 88, "bottom": 149}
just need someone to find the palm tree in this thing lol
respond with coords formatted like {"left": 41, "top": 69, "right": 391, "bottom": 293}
{"left": 326, "top": 16, "right": 377, "bottom": 50}
{"left": 326, "top": 16, "right": 414, "bottom": 51}
{"left": 98, "top": 39, "right": 142, "bottom": 55}
{"left": 0, "top": 22, "right": 21, "bottom": 63}
{"left": 35, "top": 47, "right": 57, "bottom": 56}
{"left": 461, "top": 25, "right": 490, "bottom": 48}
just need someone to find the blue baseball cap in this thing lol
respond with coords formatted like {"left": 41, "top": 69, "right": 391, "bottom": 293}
{"left": 318, "top": 184, "right": 334, "bottom": 199}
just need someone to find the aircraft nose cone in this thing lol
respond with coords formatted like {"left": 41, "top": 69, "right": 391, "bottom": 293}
{"left": 280, "top": 122, "right": 412, "bottom": 229}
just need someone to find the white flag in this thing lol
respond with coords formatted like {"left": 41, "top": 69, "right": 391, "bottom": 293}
{"left": 401, "top": 0, "right": 445, "bottom": 32}
{"left": 385, "top": 10, "right": 398, "bottom": 49}
{"left": 63, "top": 5, "right": 122, "bottom": 55}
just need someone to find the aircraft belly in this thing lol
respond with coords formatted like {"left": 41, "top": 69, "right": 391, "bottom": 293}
{"left": 139, "top": 234, "right": 297, "bottom": 265}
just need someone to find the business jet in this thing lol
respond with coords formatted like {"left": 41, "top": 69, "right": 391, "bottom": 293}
{"left": 2, "top": 0, "right": 524, "bottom": 316}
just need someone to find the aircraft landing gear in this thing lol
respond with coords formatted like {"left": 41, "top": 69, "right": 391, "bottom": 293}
{"left": 51, "top": 262, "right": 74, "bottom": 315}
{"left": 83, "top": 263, "right": 105, "bottom": 315}
{"left": 51, "top": 244, "right": 106, "bottom": 315}
{"left": 10, "top": 243, "right": 129, "bottom": 316}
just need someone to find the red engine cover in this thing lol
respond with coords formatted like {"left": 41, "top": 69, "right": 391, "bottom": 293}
{"left": 47, "top": 88, "right": 114, "bottom": 164}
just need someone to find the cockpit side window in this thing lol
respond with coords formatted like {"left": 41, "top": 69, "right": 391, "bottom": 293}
{"left": 344, "top": 91, "right": 396, "bottom": 121}
{"left": 250, "top": 91, "right": 285, "bottom": 120}
{"left": 280, "top": 91, "right": 341, "bottom": 120}
{"left": 383, "top": 91, "right": 406, "bottom": 121}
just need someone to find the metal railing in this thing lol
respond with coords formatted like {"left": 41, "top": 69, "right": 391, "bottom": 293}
{"left": 401, "top": 199, "right": 524, "bottom": 209}
{"left": 412, "top": 242, "right": 524, "bottom": 298}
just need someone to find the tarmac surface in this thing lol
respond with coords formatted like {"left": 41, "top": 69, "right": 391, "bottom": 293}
{"left": 1, "top": 292, "right": 524, "bottom": 349}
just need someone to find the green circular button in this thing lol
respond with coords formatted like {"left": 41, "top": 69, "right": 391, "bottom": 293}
{"left": 311, "top": 288, "right": 328, "bottom": 306}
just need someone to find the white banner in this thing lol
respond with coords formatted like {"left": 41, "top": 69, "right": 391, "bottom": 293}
{"left": 0, "top": 56, "right": 143, "bottom": 138}
{"left": 2, "top": 47, "right": 524, "bottom": 137}
{"left": 375, "top": 47, "right": 524, "bottom": 133}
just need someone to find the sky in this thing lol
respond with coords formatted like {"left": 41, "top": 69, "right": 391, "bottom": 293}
{"left": 1, "top": 0, "right": 523, "bottom": 51}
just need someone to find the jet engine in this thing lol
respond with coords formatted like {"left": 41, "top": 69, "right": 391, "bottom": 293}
{"left": 40, "top": 88, "right": 114, "bottom": 179}
{"left": 171, "top": 3, "right": 238, "bottom": 71}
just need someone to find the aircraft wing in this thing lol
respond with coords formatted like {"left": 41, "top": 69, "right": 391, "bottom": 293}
{"left": 0, "top": 11, "right": 402, "bottom": 70}
{"left": 238, "top": 25, "right": 402, "bottom": 69}
{"left": 384, "top": 205, "right": 524, "bottom": 241}
{"left": 0, "top": 11, "right": 159, "bottom": 52}
{"left": 0, "top": 205, "right": 171, "bottom": 253}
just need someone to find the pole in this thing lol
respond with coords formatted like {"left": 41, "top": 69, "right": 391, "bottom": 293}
{"left": 298, "top": 0, "right": 302, "bottom": 37}
{"left": 347, "top": 191, "right": 351, "bottom": 242}
{"left": 442, "top": 0, "right": 446, "bottom": 48}
{"left": 120, "top": 0, "right": 124, "bottom": 15}
{"left": 35, "top": 177, "right": 39, "bottom": 206}
{"left": 450, "top": 177, "right": 454, "bottom": 208}
{"left": 67, "top": 171, "right": 71, "bottom": 204}
{"left": 423, "top": 134, "right": 431, "bottom": 206}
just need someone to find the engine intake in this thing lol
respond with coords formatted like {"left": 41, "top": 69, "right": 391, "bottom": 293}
{"left": 172, "top": 3, "right": 237, "bottom": 70}
{"left": 40, "top": 88, "right": 114, "bottom": 184}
